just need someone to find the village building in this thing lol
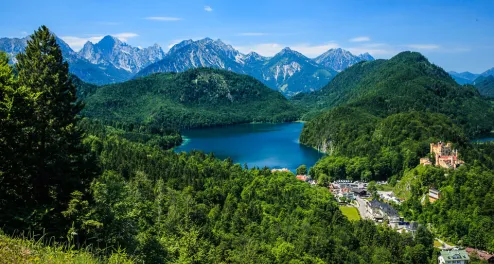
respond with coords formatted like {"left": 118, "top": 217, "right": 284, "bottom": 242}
{"left": 429, "top": 188, "right": 441, "bottom": 203}
{"left": 296, "top": 175, "right": 308, "bottom": 181}
{"left": 365, "top": 199, "right": 399, "bottom": 223}
{"left": 465, "top": 248, "right": 494, "bottom": 263}
{"left": 420, "top": 142, "right": 464, "bottom": 169}
{"left": 438, "top": 248, "right": 470, "bottom": 264}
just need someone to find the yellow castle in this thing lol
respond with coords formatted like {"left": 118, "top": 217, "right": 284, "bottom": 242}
{"left": 420, "top": 142, "right": 464, "bottom": 169}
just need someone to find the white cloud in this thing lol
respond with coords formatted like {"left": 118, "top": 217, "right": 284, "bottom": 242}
{"left": 60, "top": 33, "right": 139, "bottom": 51}
{"left": 144, "top": 16, "right": 182, "bottom": 21}
{"left": 204, "top": 6, "right": 213, "bottom": 12}
{"left": 237, "top": 33, "right": 268, "bottom": 36}
{"left": 343, "top": 42, "right": 397, "bottom": 58}
{"left": 167, "top": 40, "right": 182, "bottom": 49}
{"left": 20, "top": 31, "right": 28, "bottom": 36}
{"left": 406, "top": 44, "right": 440, "bottom": 50}
{"left": 236, "top": 43, "right": 283, "bottom": 56}
{"left": 291, "top": 43, "right": 340, "bottom": 57}
{"left": 60, "top": 36, "right": 104, "bottom": 51}
{"left": 235, "top": 42, "right": 339, "bottom": 57}
{"left": 349, "top": 36, "right": 371, "bottom": 42}
{"left": 345, "top": 47, "right": 395, "bottom": 57}
{"left": 112, "top": 32, "right": 139, "bottom": 42}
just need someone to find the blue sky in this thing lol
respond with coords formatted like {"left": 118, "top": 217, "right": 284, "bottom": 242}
{"left": 1, "top": 0, "right": 493, "bottom": 73}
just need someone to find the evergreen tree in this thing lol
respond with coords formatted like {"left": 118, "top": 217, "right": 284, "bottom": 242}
{"left": 296, "top": 164, "right": 307, "bottom": 175}
{"left": 5, "top": 26, "right": 97, "bottom": 232}
{"left": 0, "top": 51, "right": 38, "bottom": 225}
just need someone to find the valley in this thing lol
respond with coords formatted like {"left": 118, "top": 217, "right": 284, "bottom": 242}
{"left": 1, "top": 4, "right": 494, "bottom": 261}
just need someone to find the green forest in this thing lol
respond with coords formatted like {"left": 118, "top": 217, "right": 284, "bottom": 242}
{"left": 82, "top": 67, "right": 300, "bottom": 130}
{"left": 296, "top": 51, "right": 494, "bottom": 253}
{"left": 1, "top": 26, "right": 493, "bottom": 263}
{"left": 474, "top": 75, "right": 494, "bottom": 98}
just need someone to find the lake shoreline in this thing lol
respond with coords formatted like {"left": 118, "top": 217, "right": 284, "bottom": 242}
{"left": 173, "top": 122, "right": 323, "bottom": 172}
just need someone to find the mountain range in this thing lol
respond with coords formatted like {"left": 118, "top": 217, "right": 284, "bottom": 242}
{"left": 135, "top": 39, "right": 376, "bottom": 96}
{"left": 448, "top": 67, "right": 494, "bottom": 85}
{"left": 0, "top": 32, "right": 374, "bottom": 96}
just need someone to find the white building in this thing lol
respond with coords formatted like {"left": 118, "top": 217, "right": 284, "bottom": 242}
{"left": 438, "top": 249, "right": 470, "bottom": 264}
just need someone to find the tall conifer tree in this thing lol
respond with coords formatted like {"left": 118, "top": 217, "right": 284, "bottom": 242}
{"left": 14, "top": 26, "right": 95, "bottom": 219}
{"left": 0, "top": 51, "right": 39, "bottom": 228}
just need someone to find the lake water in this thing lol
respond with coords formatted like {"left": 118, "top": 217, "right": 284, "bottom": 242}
{"left": 174, "top": 122, "right": 324, "bottom": 172}
{"left": 472, "top": 137, "right": 494, "bottom": 143}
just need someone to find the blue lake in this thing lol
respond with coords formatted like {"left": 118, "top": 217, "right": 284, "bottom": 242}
{"left": 174, "top": 122, "right": 324, "bottom": 172}
{"left": 472, "top": 137, "right": 494, "bottom": 143}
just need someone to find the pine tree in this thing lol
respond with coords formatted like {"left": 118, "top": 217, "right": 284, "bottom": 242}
{"left": 0, "top": 51, "right": 39, "bottom": 227}
{"left": 12, "top": 26, "right": 96, "bottom": 228}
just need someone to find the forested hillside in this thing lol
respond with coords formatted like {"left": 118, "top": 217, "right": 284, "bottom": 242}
{"left": 83, "top": 68, "right": 299, "bottom": 129}
{"left": 295, "top": 52, "right": 493, "bottom": 136}
{"left": 297, "top": 52, "right": 494, "bottom": 182}
{"left": 474, "top": 75, "right": 494, "bottom": 98}
{"left": 396, "top": 144, "right": 494, "bottom": 252}
{"left": 296, "top": 51, "right": 494, "bottom": 252}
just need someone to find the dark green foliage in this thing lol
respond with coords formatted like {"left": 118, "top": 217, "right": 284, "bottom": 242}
{"left": 296, "top": 164, "right": 307, "bottom": 175}
{"left": 62, "top": 132, "right": 435, "bottom": 263}
{"left": 398, "top": 152, "right": 494, "bottom": 252}
{"left": 474, "top": 75, "right": 494, "bottom": 98}
{"left": 71, "top": 74, "right": 98, "bottom": 101}
{"left": 306, "top": 111, "right": 465, "bottom": 181}
{"left": 79, "top": 118, "right": 182, "bottom": 150}
{"left": 83, "top": 68, "right": 300, "bottom": 129}
{"left": 0, "top": 26, "right": 97, "bottom": 235}
{"left": 298, "top": 51, "right": 494, "bottom": 181}
{"left": 295, "top": 51, "right": 494, "bottom": 136}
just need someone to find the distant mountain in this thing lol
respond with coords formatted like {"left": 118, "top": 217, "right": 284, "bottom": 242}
{"left": 314, "top": 48, "right": 374, "bottom": 72}
{"left": 83, "top": 68, "right": 299, "bottom": 129}
{"left": 0, "top": 35, "right": 132, "bottom": 85}
{"left": 136, "top": 38, "right": 245, "bottom": 76}
{"left": 251, "top": 47, "right": 337, "bottom": 96}
{"left": 1, "top": 31, "right": 375, "bottom": 93}
{"left": 78, "top": 35, "right": 164, "bottom": 73}
{"left": 473, "top": 75, "right": 494, "bottom": 97}
{"left": 448, "top": 71, "right": 480, "bottom": 85}
{"left": 0, "top": 37, "right": 27, "bottom": 63}
{"left": 137, "top": 39, "right": 342, "bottom": 96}
{"left": 481, "top": 67, "right": 494, "bottom": 77}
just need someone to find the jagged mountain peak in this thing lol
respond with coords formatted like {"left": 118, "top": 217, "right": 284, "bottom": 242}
{"left": 482, "top": 67, "right": 494, "bottom": 77}
{"left": 314, "top": 47, "right": 374, "bottom": 72}
{"left": 276, "top": 47, "right": 305, "bottom": 58}
{"left": 77, "top": 35, "right": 164, "bottom": 73}
{"left": 245, "top": 51, "right": 265, "bottom": 61}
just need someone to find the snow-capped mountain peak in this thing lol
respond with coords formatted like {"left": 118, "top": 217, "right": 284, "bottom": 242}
{"left": 77, "top": 35, "right": 165, "bottom": 73}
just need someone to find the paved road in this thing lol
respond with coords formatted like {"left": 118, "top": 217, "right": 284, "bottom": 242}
{"left": 355, "top": 197, "right": 370, "bottom": 220}
{"left": 436, "top": 238, "right": 454, "bottom": 249}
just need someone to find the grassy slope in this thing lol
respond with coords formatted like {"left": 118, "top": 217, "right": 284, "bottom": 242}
{"left": 0, "top": 232, "right": 133, "bottom": 264}
{"left": 339, "top": 206, "right": 361, "bottom": 221}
